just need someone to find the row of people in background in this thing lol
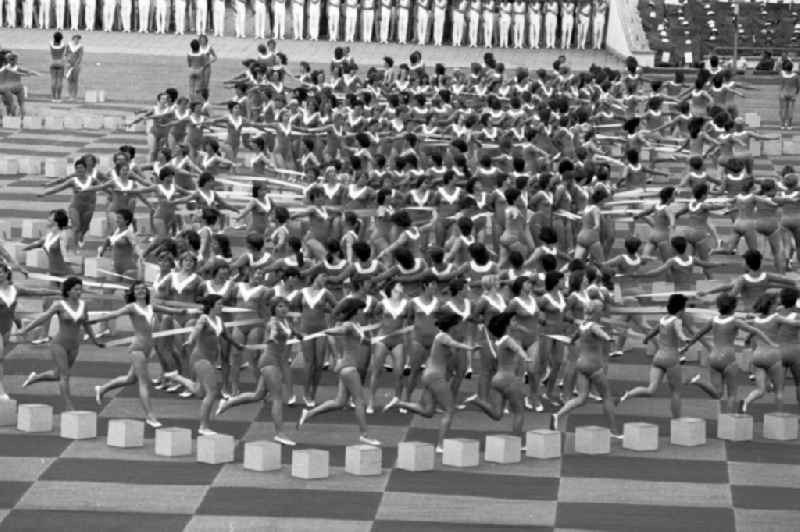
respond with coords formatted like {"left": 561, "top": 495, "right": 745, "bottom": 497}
{"left": 0, "top": 0, "right": 607, "bottom": 49}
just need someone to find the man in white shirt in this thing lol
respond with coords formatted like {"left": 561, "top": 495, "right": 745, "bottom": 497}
{"left": 307, "top": 0, "right": 320, "bottom": 39}
{"left": 361, "top": 0, "right": 375, "bottom": 42}
{"left": 344, "top": 0, "right": 357, "bottom": 42}
{"left": 432, "top": 0, "right": 446, "bottom": 45}
{"left": 327, "top": 0, "right": 339, "bottom": 40}
{"left": 291, "top": 0, "right": 304, "bottom": 39}
{"left": 254, "top": 0, "right": 268, "bottom": 38}
{"left": 415, "top": 0, "right": 429, "bottom": 44}
{"left": 378, "top": 0, "right": 391, "bottom": 43}
{"left": 273, "top": 0, "right": 287, "bottom": 38}
{"left": 138, "top": 0, "right": 151, "bottom": 31}
{"left": 103, "top": 0, "right": 117, "bottom": 31}
{"left": 38, "top": 0, "right": 51, "bottom": 28}
{"left": 213, "top": 0, "right": 226, "bottom": 36}
{"left": 234, "top": 0, "right": 246, "bottom": 37}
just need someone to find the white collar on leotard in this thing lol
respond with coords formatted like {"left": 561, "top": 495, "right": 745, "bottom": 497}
{"left": 60, "top": 299, "right": 85, "bottom": 321}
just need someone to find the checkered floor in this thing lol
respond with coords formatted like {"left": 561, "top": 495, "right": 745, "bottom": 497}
{"left": 1, "top": 119, "right": 799, "bottom": 532}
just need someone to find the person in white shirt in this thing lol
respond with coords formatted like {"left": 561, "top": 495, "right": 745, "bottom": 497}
{"left": 451, "top": 0, "right": 466, "bottom": 46}
{"left": 560, "top": 0, "right": 575, "bottom": 48}
{"left": 291, "top": 0, "right": 304, "bottom": 39}
{"left": 344, "top": 0, "right": 357, "bottom": 42}
{"left": 56, "top": 0, "right": 67, "bottom": 30}
{"left": 273, "top": 0, "right": 287, "bottom": 38}
{"left": 254, "top": 0, "right": 268, "bottom": 38}
{"left": 432, "top": 0, "right": 446, "bottom": 46}
{"left": 361, "top": 0, "right": 375, "bottom": 42}
{"left": 498, "top": 0, "right": 511, "bottom": 48}
{"left": 83, "top": 0, "right": 96, "bottom": 30}
{"left": 592, "top": 0, "right": 607, "bottom": 49}
{"left": 482, "top": 0, "right": 494, "bottom": 48}
{"left": 576, "top": 0, "right": 590, "bottom": 49}
{"left": 528, "top": 0, "right": 540, "bottom": 48}
{"left": 378, "top": 0, "right": 391, "bottom": 43}
{"left": 103, "top": 0, "right": 117, "bottom": 31}
{"left": 213, "top": 0, "right": 226, "bottom": 36}
{"left": 307, "top": 0, "right": 320, "bottom": 39}
{"left": 173, "top": 0, "right": 185, "bottom": 34}
{"left": 396, "top": 0, "right": 409, "bottom": 44}
{"left": 327, "top": 0, "right": 339, "bottom": 40}
{"left": 195, "top": 0, "right": 207, "bottom": 33}
{"left": 468, "top": 0, "right": 480, "bottom": 47}
{"left": 512, "top": 0, "right": 525, "bottom": 48}
{"left": 23, "top": 0, "right": 34, "bottom": 28}
{"left": 120, "top": 0, "right": 133, "bottom": 31}
{"left": 138, "top": 0, "right": 150, "bottom": 31}
{"left": 544, "top": 0, "right": 557, "bottom": 48}
{"left": 155, "top": 0, "right": 168, "bottom": 33}
{"left": 4, "top": 0, "right": 16, "bottom": 27}
{"left": 234, "top": 0, "right": 246, "bottom": 37}
{"left": 69, "top": 0, "right": 80, "bottom": 31}
{"left": 39, "top": 0, "right": 52, "bottom": 28}
{"left": 415, "top": 0, "right": 429, "bottom": 45}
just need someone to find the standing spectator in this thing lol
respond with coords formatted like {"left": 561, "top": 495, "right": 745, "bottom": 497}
{"left": 416, "top": 0, "right": 429, "bottom": 45}
{"left": 139, "top": 0, "right": 151, "bottom": 31}
{"left": 468, "top": 0, "right": 480, "bottom": 47}
{"left": 39, "top": 0, "right": 52, "bottom": 28}
{"left": 592, "top": 0, "right": 607, "bottom": 49}
{"left": 362, "top": 0, "right": 375, "bottom": 43}
{"left": 344, "top": 0, "right": 357, "bottom": 42}
{"left": 121, "top": 0, "right": 133, "bottom": 31}
{"left": 234, "top": 0, "right": 246, "bottom": 37}
{"left": 195, "top": 0, "right": 207, "bottom": 34}
{"left": 327, "top": 0, "right": 340, "bottom": 40}
{"left": 273, "top": 0, "right": 286, "bottom": 38}
{"left": 175, "top": 0, "right": 187, "bottom": 34}
{"left": 452, "top": 0, "right": 467, "bottom": 46}
{"left": 512, "top": 0, "right": 525, "bottom": 49}
{"left": 378, "top": 0, "right": 391, "bottom": 43}
{"left": 396, "top": 0, "right": 409, "bottom": 44}
{"left": 291, "top": 0, "right": 303, "bottom": 39}
{"left": 254, "top": 0, "right": 268, "bottom": 39}
{"left": 308, "top": 0, "right": 320, "bottom": 40}
{"left": 544, "top": 0, "right": 557, "bottom": 48}
{"left": 528, "top": 0, "right": 541, "bottom": 48}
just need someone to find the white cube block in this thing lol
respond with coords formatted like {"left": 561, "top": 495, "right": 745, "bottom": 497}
{"left": 0, "top": 399, "right": 18, "bottom": 426}
{"left": 396, "top": 441, "right": 434, "bottom": 471}
{"left": 84, "top": 257, "right": 114, "bottom": 278}
{"left": 442, "top": 438, "right": 480, "bottom": 467}
{"left": 717, "top": 413, "right": 753, "bottom": 441}
{"left": 744, "top": 112, "right": 760, "bottom": 128}
{"left": 83, "top": 116, "right": 103, "bottom": 130}
{"left": 45, "top": 158, "right": 68, "bottom": 178}
{"left": 106, "top": 419, "right": 145, "bottom": 448}
{"left": 60, "top": 410, "right": 97, "bottom": 440}
{"left": 134, "top": 215, "right": 151, "bottom": 235}
{"left": 143, "top": 262, "right": 160, "bottom": 284}
{"left": 763, "top": 138, "right": 782, "bottom": 156}
{"left": 44, "top": 116, "right": 64, "bottom": 130}
{"left": 291, "top": 449, "right": 329, "bottom": 479}
{"left": 97, "top": 90, "right": 106, "bottom": 102}
{"left": 21, "top": 219, "right": 47, "bottom": 239}
{"left": 17, "top": 404, "right": 53, "bottom": 432}
{"left": 88, "top": 217, "right": 108, "bottom": 238}
{"left": 65, "top": 254, "right": 84, "bottom": 274}
{"left": 22, "top": 116, "right": 43, "bottom": 129}
{"left": 622, "top": 422, "right": 659, "bottom": 451}
{"left": 197, "top": 433, "right": 235, "bottom": 464}
{"left": 670, "top": 417, "right": 707, "bottom": 447}
{"left": 484, "top": 434, "right": 522, "bottom": 464}
{"left": 2, "top": 116, "right": 21, "bottom": 129}
{"left": 525, "top": 429, "right": 561, "bottom": 459}
{"left": 4, "top": 241, "right": 27, "bottom": 264}
{"left": 0, "top": 159, "right": 19, "bottom": 175}
{"left": 103, "top": 116, "right": 121, "bottom": 130}
{"left": 345, "top": 444, "right": 382, "bottom": 476}
{"left": 154, "top": 427, "right": 193, "bottom": 456}
{"left": 575, "top": 425, "right": 610, "bottom": 455}
{"left": 18, "top": 158, "right": 42, "bottom": 175}
{"left": 25, "top": 249, "right": 49, "bottom": 269}
{"left": 85, "top": 90, "right": 99, "bottom": 103}
{"left": 243, "top": 440, "right": 282, "bottom": 471}
{"left": 63, "top": 115, "right": 83, "bottom": 130}
{"left": 763, "top": 412, "right": 799, "bottom": 441}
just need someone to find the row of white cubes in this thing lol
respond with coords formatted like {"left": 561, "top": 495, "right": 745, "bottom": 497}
{"left": 2, "top": 401, "right": 798, "bottom": 478}
{"left": 0, "top": 155, "right": 123, "bottom": 177}
{"left": 1, "top": 114, "right": 138, "bottom": 132}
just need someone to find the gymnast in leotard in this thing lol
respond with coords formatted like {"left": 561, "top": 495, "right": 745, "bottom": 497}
{"left": 384, "top": 309, "right": 479, "bottom": 452}
{"left": 681, "top": 294, "right": 774, "bottom": 413}
{"left": 91, "top": 281, "right": 194, "bottom": 427}
{"left": 19, "top": 277, "right": 105, "bottom": 411}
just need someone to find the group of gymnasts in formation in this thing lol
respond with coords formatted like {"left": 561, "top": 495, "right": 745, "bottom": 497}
{"left": 0, "top": 48, "right": 798, "bottom": 450}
